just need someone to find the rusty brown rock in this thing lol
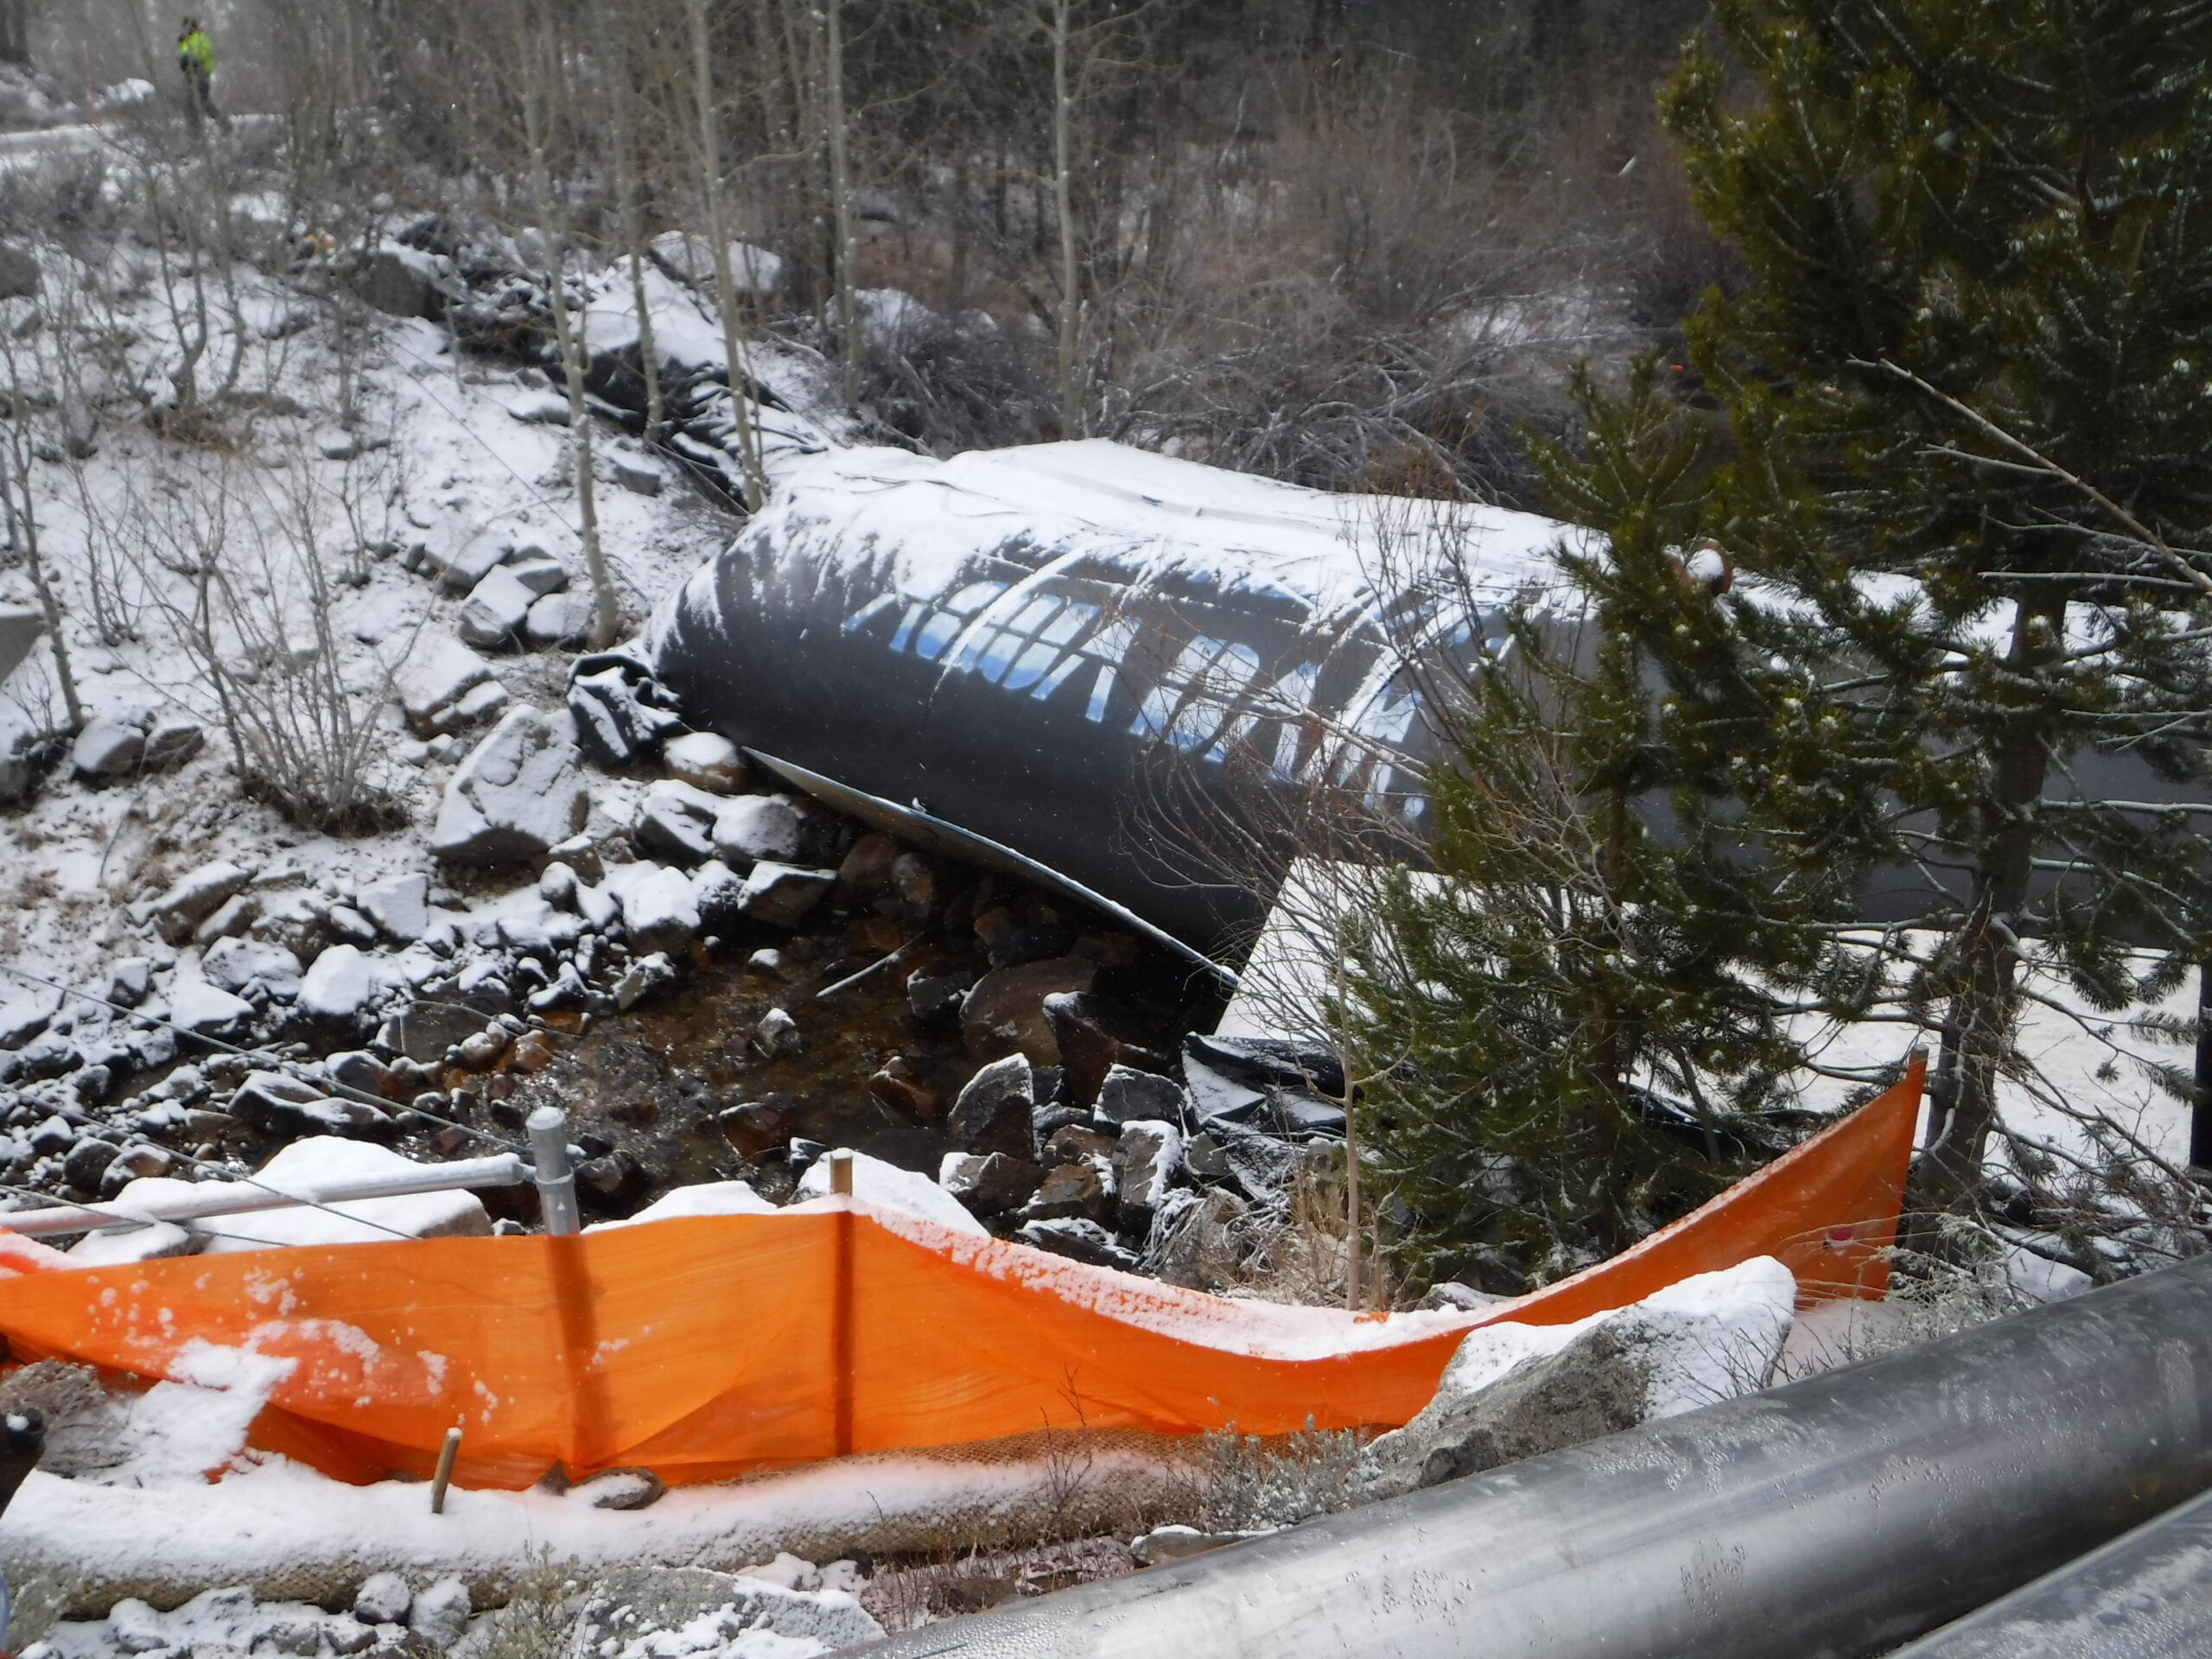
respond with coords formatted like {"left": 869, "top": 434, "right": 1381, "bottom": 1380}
{"left": 891, "top": 852, "right": 940, "bottom": 918}
{"left": 716, "top": 1096, "right": 799, "bottom": 1158}
{"left": 1043, "top": 992, "right": 1169, "bottom": 1109}
{"left": 1021, "top": 1162, "right": 1116, "bottom": 1226}
{"left": 959, "top": 957, "right": 1099, "bottom": 1064}
{"left": 836, "top": 832, "right": 900, "bottom": 897}
{"left": 509, "top": 1034, "right": 556, "bottom": 1072}
{"left": 850, "top": 915, "right": 904, "bottom": 955}
{"left": 868, "top": 1055, "right": 945, "bottom": 1120}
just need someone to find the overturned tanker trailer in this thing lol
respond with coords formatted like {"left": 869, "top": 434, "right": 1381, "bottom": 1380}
{"left": 645, "top": 440, "right": 1574, "bottom": 965}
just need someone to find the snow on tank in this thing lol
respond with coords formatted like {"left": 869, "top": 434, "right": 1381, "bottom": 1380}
{"left": 648, "top": 440, "right": 1580, "bottom": 958}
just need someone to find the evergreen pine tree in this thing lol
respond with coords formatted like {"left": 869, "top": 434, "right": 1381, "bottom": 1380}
{"left": 1663, "top": 0, "right": 2212, "bottom": 1206}
{"left": 1344, "top": 362, "right": 1876, "bottom": 1292}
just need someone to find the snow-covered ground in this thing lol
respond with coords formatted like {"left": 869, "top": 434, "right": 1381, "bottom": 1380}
{"left": 1222, "top": 867, "right": 2199, "bottom": 1183}
{"left": 0, "top": 139, "right": 2183, "bottom": 1657}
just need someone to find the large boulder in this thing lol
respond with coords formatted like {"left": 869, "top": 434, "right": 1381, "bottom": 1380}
{"left": 960, "top": 957, "right": 1098, "bottom": 1065}
{"left": 0, "top": 603, "right": 41, "bottom": 684}
{"left": 149, "top": 860, "right": 254, "bottom": 946}
{"left": 738, "top": 861, "right": 834, "bottom": 927}
{"left": 1359, "top": 1258, "right": 1799, "bottom": 1499}
{"left": 455, "top": 567, "right": 537, "bottom": 649}
{"left": 713, "top": 793, "right": 805, "bottom": 861}
{"left": 355, "top": 873, "right": 430, "bottom": 943}
{"left": 526, "top": 590, "right": 595, "bottom": 650}
{"left": 353, "top": 245, "right": 441, "bottom": 320}
{"left": 944, "top": 1054, "right": 1036, "bottom": 1160}
{"left": 429, "top": 707, "right": 588, "bottom": 863}
{"left": 393, "top": 635, "right": 497, "bottom": 736}
{"left": 568, "top": 658, "right": 683, "bottom": 766}
{"left": 647, "top": 232, "right": 785, "bottom": 297}
{"left": 664, "top": 731, "right": 746, "bottom": 794}
{"left": 69, "top": 709, "right": 147, "bottom": 780}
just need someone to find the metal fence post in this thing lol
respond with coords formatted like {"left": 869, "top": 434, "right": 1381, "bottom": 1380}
{"left": 528, "top": 1107, "right": 582, "bottom": 1237}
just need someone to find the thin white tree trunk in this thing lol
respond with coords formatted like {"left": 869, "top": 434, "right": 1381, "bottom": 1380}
{"left": 604, "top": 4, "right": 665, "bottom": 442}
{"left": 693, "top": 0, "right": 768, "bottom": 510}
{"left": 1051, "top": 0, "right": 1082, "bottom": 437}
{"left": 524, "top": 82, "right": 620, "bottom": 650}
{"left": 824, "top": 0, "right": 860, "bottom": 411}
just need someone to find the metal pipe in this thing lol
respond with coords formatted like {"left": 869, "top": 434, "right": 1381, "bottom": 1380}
{"left": 1888, "top": 1484, "right": 2212, "bottom": 1658}
{"left": 854, "top": 1255, "right": 2212, "bottom": 1659}
{"left": 527, "top": 1106, "right": 581, "bottom": 1236}
{"left": 0, "top": 1155, "right": 531, "bottom": 1236}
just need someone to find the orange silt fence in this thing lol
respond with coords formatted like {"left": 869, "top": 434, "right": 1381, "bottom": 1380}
{"left": 0, "top": 1058, "right": 1922, "bottom": 1491}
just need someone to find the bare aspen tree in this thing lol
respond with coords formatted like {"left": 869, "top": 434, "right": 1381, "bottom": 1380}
{"left": 823, "top": 0, "right": 860, "bottom": 410}
{"left": 690, "top": 0, "right": 769, "bottom": 509}
{"left": 0, "top": 348, "right": 83, "bottom": 735}
{"left": 601, "top": 0, "right": 667, "bottom": 444}
{"left": 1049, "top": 0, "right": 1080, "bottom": 436}
{"left": 518, "top": 16, "right": 622, "bottom": 649}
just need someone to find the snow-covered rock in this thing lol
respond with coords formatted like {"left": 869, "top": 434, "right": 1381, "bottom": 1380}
{"left": 607, "top": 452, "right": 663, "bottom": 496}
{"left": 394, "top": 635, "right": 497, "bottom": 734}
{"left": 456, "top": 566, "right": 538, "bottom": 649}
{"left": 504, "top": 556, "right": 569, "bottom": 597}
{"left": 737, "top": 861, "right": 834, "bottom": 927}
{"left": 0, "top": 601, "right": 40, "bottom": 683}
{"left": 612, "top": 862, "right": 700, "bottom": 956}
{"left": 797, "top": 1148, "right": 989, "bottom": 1237}
{"left": 611, "top": 950, "right": 677, "bottom": 1010}
{"left": 356, "top": 873, "right": 430, "bottom": 943}
{"left": 754, "top": 1006, "right": 801, "bottom": 1057}
{"left": 67, "top": 1177, "right": 200, "bottom": 1266}
{"left": 298, "top": 944, "right": 395, "bottom": 1022}
{"left": 524, "top": 589, "right": 594, "bottom": 649}
{"left": 150, "top": 860, "right": 255, "bottom": 946}
{"left": 0, "top": 984, "right": 59, "bottom": 1048}
{"left": 408, "top": 1578, "right": 473, "bottom": 1646}
{"left": 354, "top": 1573, "right": 411, "bottom": 1626}
{"left": 1361, "top": 1257, "right": 1799, "bottom": 1497}
{"left": 712, "top": 793, "right": 804, "bottom": 861}
{"left": 168, "top": 977, "right": 255, "bottom": 1035}
{"left": 430, "top": 707, "right": 589, "bottom": 863}
{"left": 200, "top": 937, "right": 305, "bottom": 1000}
{"left": 69, "top": 710, "right": 146, "bottom": 779}
{"left": 590, "top": 1180, "right": 778, "bottom": 1230}
{"left": 569, "top": 663, "right": 683, "bottom": 765}
{"left": 423, "top": 520, "right": 513, "bottom": 595}
{"left": 1113, "top": 1121, "right": 1184, "bottom": 1221}
{"left": 648, "top": 231, "right": 785, "bottom": 297}
{"left": 194, "top": 1138, "right": 493, "bottom": 1254}
{"left": 664, "top": 731, "right": 745, "bottom": 794}
{"left": 505, "top": 389, "right": 570, "bottom": 427}
{"left": 636, "top": 778, "right": 723, "bottom": 864}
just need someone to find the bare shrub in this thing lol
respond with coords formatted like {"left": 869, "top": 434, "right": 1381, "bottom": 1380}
{"left": 859, "top": 1536, "right": 1136, "bottom": 1637}
{"left": 472, "top": 1556, "right": 588, "bottom": 1659}
{"left": 1198, "top": 1420, "right": 1367, "bottom": 1532}
{"left": 86, "top": 444, "right": 410, "bottom": 834}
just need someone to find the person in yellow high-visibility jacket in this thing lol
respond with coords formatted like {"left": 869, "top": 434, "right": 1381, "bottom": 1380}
{"left": 176, "top": 17, "right": 225, "bottom": 130}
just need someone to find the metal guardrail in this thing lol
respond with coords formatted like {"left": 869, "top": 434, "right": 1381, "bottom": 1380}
{"left": 1889, "top": 1482, "right": 2212, "bottom": 1658}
